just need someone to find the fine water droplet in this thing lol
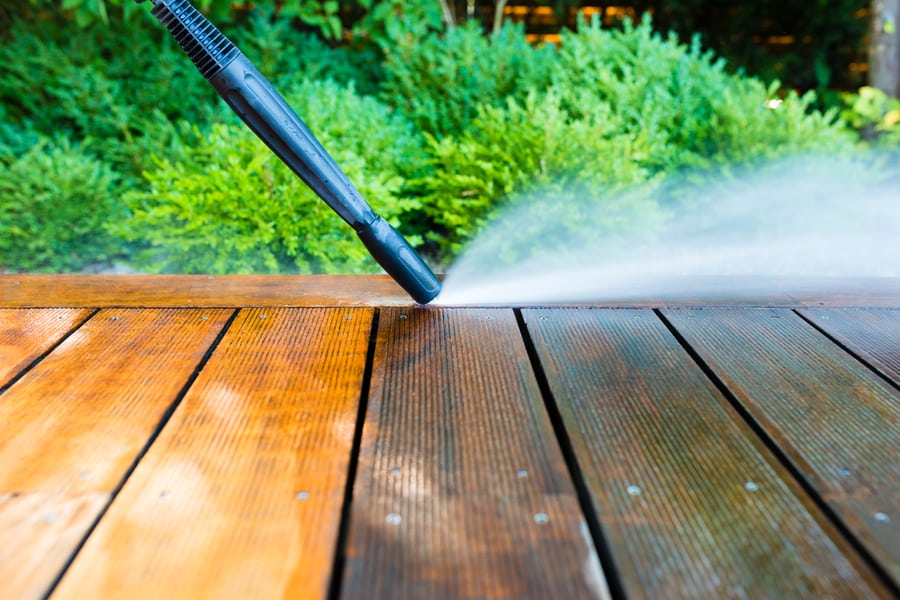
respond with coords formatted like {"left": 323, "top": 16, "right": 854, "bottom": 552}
{"left": 874, "top": 512, "right": 890, "bottom": 523}
{"left": 516, "top": 469, "right": 529, "bottom": 478}
{"left": 534, "top": 512, "right": 550, "bottom": 524}
{"left": 390, "top": 467, "right": 401, "bottom": 476}
{"left": 837, "top": 466, "right": 851, "bottom": 476}
{"left": 386, "top": 513, "right": 402, "bottom": 525}
{"left": 627, "top": 485, "right": 642, "bottom": 496}
{"left": 296, "top": 491, "right": 310, "bottom": 501}
{"left": 745, "top": 481, "right": 760, "bottom": 492}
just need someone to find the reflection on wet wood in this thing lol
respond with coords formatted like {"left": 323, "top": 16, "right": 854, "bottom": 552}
{"left": 523, "top": 308, "right": 888, "bottom": 598}
{"left": 663, "top": 307, "right": 900, "bottom": 587}
{"left": 0, "top": 308, "right": 232, "bottom": 599}
{"left": 342, "top": 308, "right": 609, "bottom": 599}
{"left": 54, "top": 308, "right": 373, "bottom": 600}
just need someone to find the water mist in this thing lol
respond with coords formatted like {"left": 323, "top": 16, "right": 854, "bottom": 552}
{"left": 435, "top": 155, "right": 900, "bottom": 305}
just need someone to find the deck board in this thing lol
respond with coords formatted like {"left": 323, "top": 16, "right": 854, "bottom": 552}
{"left": 0, "top": 275, "right": 897, "bottom": 599}
{"left": 662, "top": 307, "right": 900, "bottom": 587}
{"left": 53, "top": 308, "right": 373, "bottom": 599}
{"left": 0, "top": 308, "right": 93, "bottom": 389}
{"left": 522, "top": 308, "right": 887, "bottom": 598}
{"left": 797, "top": 308, "right": 900, "bottom": 386}
{"left": 0, "top": 308, "right": 231, "bottom": 599}
{"left": 341, "top": 308, "right": 609, "bottom": 599}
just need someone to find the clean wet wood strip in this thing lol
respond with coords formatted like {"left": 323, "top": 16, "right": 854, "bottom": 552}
{"left": 522, "top": 307, "right": 888, "bottom": 598}
{"left": 0, "top": 274, "right": 413, "bottom": 308}
{"left": 797, "top": 308, "right": 900, "bottom": 386}
{"left": 662, "top": 307, "right": 900, "bottom": 587}
{"left": 341, "top": 308, "right": 609, "bottom": 599}
{"left": 0, "top": 308, "right": 93, "bottom": 388}
{"left": 0, "top": 308, "right": 232, "bottom": 600}
{"left": 54, "top": 308, "right": 373, "bottom": 600}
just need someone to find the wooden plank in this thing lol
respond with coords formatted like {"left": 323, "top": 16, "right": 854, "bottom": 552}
{"left": 662, "top": 307, "right": 900, "bottom": 587}
{"left": 0, "top": 308, "right": 232, "bottom": 600}
{"left": 2, "top": 274, "right": 897, "bottom": 310}
{"left": 798, "top": 308, "right": 900, "bottom": 386}
{"left": 0, "top": 274, "right": 413, "bottom": 308}
{"left": 341, "top": 308, "right": 609, "bottom": 599}
{"left": 0, "top": 308, "right": 92, "bottom": 388}
{"left": 54, "top": 308, "right": 373, "bottom": 599}
{"left": 523, "top": 308, "right": 888, "bottom": 598}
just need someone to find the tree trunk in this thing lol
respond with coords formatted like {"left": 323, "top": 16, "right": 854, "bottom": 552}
{"left": 870, "top": 0, "right": 900, "bottom": 97}
{"left": 440, "top": 0, "right": 456, "bottom": 27}
{"left": 493, "top": 0, "right": 509, "bottom": 35}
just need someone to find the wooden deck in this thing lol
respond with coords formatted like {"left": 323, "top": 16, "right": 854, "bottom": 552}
{"left": 1, "top": 274, "right": 898, "bottom": 599}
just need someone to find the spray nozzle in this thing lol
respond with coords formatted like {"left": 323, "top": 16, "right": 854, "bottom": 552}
{"left": 136, "top": 0, "right": 441, "bottom": 304}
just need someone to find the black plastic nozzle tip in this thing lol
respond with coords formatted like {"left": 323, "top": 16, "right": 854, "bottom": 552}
{"left": 149, "top": 0, "right": 238, "bottom": 80}
{"left": 357, "top": 217, "right": 442, "bottom": 304}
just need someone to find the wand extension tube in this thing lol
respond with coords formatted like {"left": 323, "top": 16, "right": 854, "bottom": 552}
{"left": 139, "top": 0, "right": 441, "bottom": 304}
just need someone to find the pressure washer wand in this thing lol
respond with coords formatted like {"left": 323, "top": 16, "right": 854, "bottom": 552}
{"left": 136, "top": 0, "right": 441, "bottom": 304}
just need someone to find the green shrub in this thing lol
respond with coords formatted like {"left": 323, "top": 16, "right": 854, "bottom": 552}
{"left": 412, "top": 18, "right": 858, "bottom": 258}
{"left": 0, "top": 137, "right": 125, "bottom": 272}
{"left": 416, "top": 89, "right": 662, "bottom": 256}
{"left": 551, "top": 18, "right": 856, "bottom": 170}
{"left": 380, "top": 20, "right": 555, "bottom": 138}
{"left": 115, "top": 79, "right": 427, "bottom": 274}
{"left": 841, "top": 86, "right": 900, "bottom": 146}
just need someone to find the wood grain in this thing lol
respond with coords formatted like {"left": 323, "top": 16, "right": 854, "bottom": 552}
{"left": 54, "top": 308, "right": 373, "bottom": 600}
{"left": 2, "top": 274, "right": 897, "bottom": 309}
{"left": 0, "top": 308, "right": 232, "bottom": 599}
{"left": 798, "top": 308, "right": 900, "bottom": 386}
{"left": 341, "top": 308, "right": 609, "bottom": 599}
{"left": 0, "top": 274, "right": 414, "bottom": 308}
{"left": 0, "top": 308, "right": 92, "bottom": 388}
{"left": 663, "top": 307, "right": 900, "bottom": 587}
{"left": 523, "top": 308, "right": 888, "bottom": 598}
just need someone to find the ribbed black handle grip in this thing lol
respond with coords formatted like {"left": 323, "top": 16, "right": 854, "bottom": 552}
{"left": 150, "top": 0, "right": 239, "bottom": 79}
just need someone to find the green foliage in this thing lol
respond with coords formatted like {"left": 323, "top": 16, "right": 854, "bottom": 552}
{"left": 379, "top": 20, "right": 556, "bottom": 138}
{"left": 841, "top": 86, "right": 900, "bottom": 146}
{"left": 410, "top": 18, "right": 856, "bottom": 258}
{"left": 551, "top": 18, "right": 855, "bottom": 168}
{"left": 0, "top": 137, "right": 125, "bottom": 272}
{"left": 417, "top": 89, "right": 659, "bottom": 255}
{"left": 115, "top": 80, "right": 427, "bottom": 273}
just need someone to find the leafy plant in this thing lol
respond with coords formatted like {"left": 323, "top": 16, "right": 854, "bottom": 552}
{"left": 115, "top": 79, "right": 428, "bottom": 273}
{"left": 379, "top": 20, "right": 555, "bottom": 138}
{"left": 0, "top": 137, "right": 125, "bottom": 272}
{"left": 841, "top": 86, "right": 900, "bottom": 145}
{"left": 416, "top": 89, "right": 661, "bottom": 256}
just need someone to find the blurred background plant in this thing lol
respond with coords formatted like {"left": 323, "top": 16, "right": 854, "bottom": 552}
{"left": 0, "top": 0, "right": 895, "bottom": 273}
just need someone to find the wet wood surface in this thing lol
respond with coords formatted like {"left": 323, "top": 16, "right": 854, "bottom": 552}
{"left": 342, "top": 308, "right": 608, "bottom": 599}
{"left": 0, "top": 308, "right": 232, "bottom": 599}
{"left": 0, "top": 276, "right": 897, "bottom": 599}
{"left": 54, "top": 308, "right": 373, "bottom": 599}
{"left": 522, "top": 308, "right": 887, "bottom": 598}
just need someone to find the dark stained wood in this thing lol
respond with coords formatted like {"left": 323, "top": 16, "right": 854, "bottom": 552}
{"left": 798, "top": 308, "right": 900, "bottom": 386}
{"left": 663, "top": 308, "right": 900, "bottom": 587}
{"left": 54, "top": 308, "right": 373, "bottom": 599}
{"left": 0, "top": 274, "right": 414, "bottom": 308}
{"left": 522, "top": 308, "right": 887, "bottom": 598}
{"left": 0, "top": 308, "right": 232, "bottom": 600}
{"left": 341, "top": 308, "right": 610, "bottom": 599}
{"left": 0, "top": 308, "right": 92, "bottom": 388}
